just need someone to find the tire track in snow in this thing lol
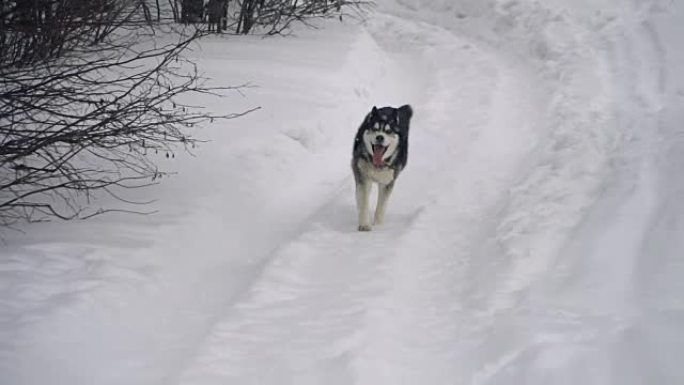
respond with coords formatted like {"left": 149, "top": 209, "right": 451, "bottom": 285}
{"left": 426, "top": 2, "right": 663, "bottom": 383}
{"left": 175, "top": 184, "right": 425, "bottom": 385}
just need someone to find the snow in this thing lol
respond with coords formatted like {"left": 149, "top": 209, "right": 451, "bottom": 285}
{"left": 1, "top": 0, "right": 683, "bottom": 384}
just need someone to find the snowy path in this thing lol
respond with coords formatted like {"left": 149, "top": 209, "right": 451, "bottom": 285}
{"left": 2, "top": 0, "right": 683, "bottom": 384}
{"left": 176, "top": 9, "right": 548, "bottom": 385}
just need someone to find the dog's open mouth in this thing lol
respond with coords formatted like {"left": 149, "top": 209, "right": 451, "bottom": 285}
{"left": 372, "top": 144, "right": 387, "bottom": 167}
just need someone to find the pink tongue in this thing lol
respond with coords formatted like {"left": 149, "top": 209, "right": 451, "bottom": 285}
{"left": 372, "top": 146, "right": 385, "bottom": 167}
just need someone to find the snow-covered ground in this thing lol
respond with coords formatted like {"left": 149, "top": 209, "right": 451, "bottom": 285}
{"left": 1, "top": 0, "right": 683, "bottom": 384}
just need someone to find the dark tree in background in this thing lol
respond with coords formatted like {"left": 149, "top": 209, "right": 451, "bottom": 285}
{"left": 235, "top": 0, "right": 368, "bottom": 35}
{"left": 171, "top": 0, "right": 369, "bottom": 35}
{"left": 206, "top": 0, "right": 228, "bottom": 32}
{"left": 181, "top": 0, "right": 204, "bottom": 22}
{"left": 0, "top": 0, "right": 247, "bottom": 226}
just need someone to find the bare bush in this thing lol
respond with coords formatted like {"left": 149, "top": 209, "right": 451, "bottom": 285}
{"left": 0, "top": 0, "right": 250, "bottom": 226}
{"left": 176, "top": 0, "right": 370, "bottom": 35}
{"left": 234, "top": 0, "right": 369, "bottom": 35}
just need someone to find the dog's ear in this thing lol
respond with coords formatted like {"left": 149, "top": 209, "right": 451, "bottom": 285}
{"left": 398, "top": 104, "right": 413, "bottom": 121}
{"left": 397, "top": 105, "right": 412, "bottom": 134}
{"left": 365, "top": 106, "right": 378, "bottom": 123}
{"left": 365, "top": 106, "right": 377, "bottom": 123}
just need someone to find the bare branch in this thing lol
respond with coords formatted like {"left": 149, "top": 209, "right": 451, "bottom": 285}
{"left": 0, "top": 0, "right": 253, "bottom": 226}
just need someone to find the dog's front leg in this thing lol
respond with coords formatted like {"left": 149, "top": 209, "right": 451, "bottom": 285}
{"left": 374, "top": 182, "right": 394, "bottom": 226}
{"left": 356, "top": 181, "right": 372, "bottom": 231}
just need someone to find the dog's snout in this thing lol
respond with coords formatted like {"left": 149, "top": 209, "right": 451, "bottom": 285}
{"left": 375, "top": 135, "right": 384, "bottom": 143}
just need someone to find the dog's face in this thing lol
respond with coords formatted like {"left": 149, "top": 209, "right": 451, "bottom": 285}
{"left": 362, "top": 107, "right": 402, "bottom": 168}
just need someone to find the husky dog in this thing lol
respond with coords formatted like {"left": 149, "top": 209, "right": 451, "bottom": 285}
{"left": 352, "top": 105, "right": 413, "bottom": 231}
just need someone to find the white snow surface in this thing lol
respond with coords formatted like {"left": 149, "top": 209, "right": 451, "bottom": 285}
{"left": 1, "top": 0, "right": 683, "bottom": 384}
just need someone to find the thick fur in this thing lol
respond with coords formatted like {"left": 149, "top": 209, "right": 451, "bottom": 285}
{"left": 352, "top": 104, "right": 413, "bottom": 231}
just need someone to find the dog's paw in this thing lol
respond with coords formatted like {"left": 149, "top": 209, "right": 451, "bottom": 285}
{"left": 357, "top": 224, "right": 372, "bottom": 232}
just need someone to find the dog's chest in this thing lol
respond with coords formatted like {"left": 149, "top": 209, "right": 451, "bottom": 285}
{"left": 357, "top": 159, "right": 395, "bottom": 185}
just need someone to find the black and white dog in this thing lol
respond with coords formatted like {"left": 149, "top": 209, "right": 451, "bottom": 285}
{"left": 352, "top": 105, "right": 413, "bottom": 231}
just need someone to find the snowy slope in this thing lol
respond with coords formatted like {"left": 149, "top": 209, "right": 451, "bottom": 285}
{"left": 1, "top": 0, "right": 683, "bottom": 384}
